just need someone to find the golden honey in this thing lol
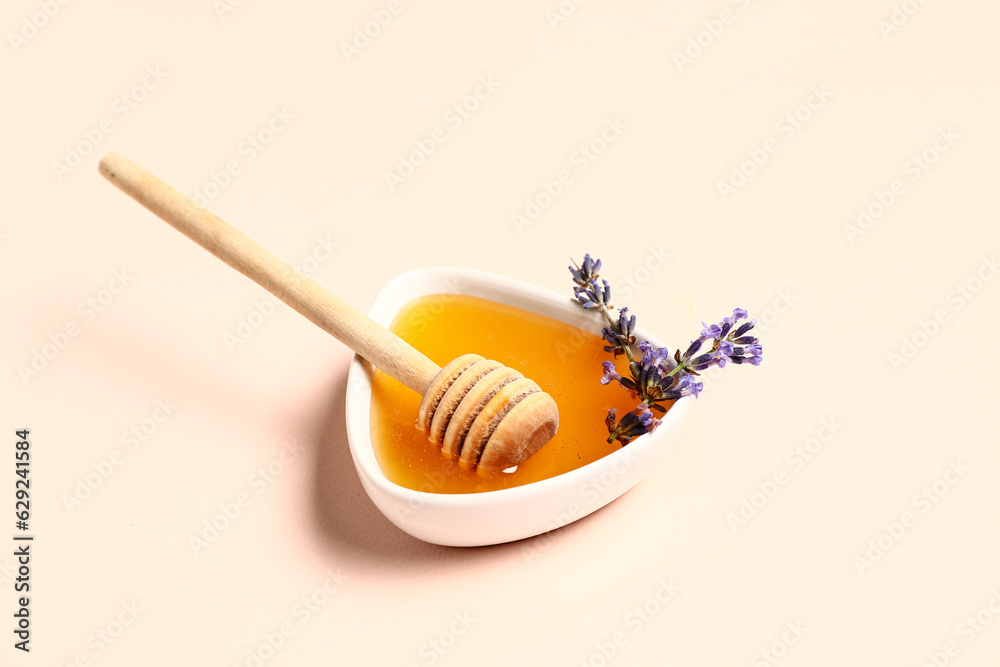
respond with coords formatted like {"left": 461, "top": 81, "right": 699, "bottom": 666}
{"left": 369, "top": 293, "right": 669, "bottom": 493}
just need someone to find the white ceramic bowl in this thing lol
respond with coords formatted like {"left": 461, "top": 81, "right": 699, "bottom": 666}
{"left": 344, "top": 267, "right": 690, "bottom": 547}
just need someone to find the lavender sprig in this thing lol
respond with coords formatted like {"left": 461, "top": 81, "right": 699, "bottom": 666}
{"left": 668, "top": 308, "right": 763, "bottom": 375}
{"left": 570, "top": 254, "right": 763, "bottom": 445}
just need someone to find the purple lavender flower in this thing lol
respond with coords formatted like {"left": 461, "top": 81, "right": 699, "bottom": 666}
{"left": 685, "top": 348, "right": 729, "bottom": 372}
{"left": 683, "top": 308, "right": 762, "bottom": 370}
{"left": 602, "top": 306, "right": 637, "bottom": 356}
{"left": 729, "top": 342, "right": 763, "bottom": 365}
{"left": 700, "top": 308, "right": 745, "bottom": 339}
{"left": 699, "top": 322, "right": 722, "bottom": 339}
{"left": 574, "top": 278, "right": 612, "bottom": 310}
{"left": 637, "top": 360, "right": 702, "bottom": 403}
{"left": 680, "top": 337, "right": 704, "bottom": 360}
{"left": 600, "top": 361, "right": 624, "bottom": 386}
{"left": 617, "top": 307, "right": 636, "bottom": 336}
{"left": 615, "top": 341, "right": 699, "bottom": 406}
{"left": 569, "top": 254, "right": 602, "bottom": 290}
{"left": 606, "top": 405, "right": 662, "bottom": 445}
{"left": 638, "top": 340, "right": 672, "bottom": 369}
{"left": 673, "top": 373, "right": 703, "bottom": 398}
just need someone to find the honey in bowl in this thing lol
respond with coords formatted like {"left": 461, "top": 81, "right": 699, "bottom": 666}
{"left": 369, "top": 293, "right": 674, "bottom": 493}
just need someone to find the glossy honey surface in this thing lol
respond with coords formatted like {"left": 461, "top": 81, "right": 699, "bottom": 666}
{"left": 369, "top": 293, "right": 664, "bottom": 493}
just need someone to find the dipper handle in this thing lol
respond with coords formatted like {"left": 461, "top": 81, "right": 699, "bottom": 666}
{"left": 98, "top": 152, "right": 440, "bottom": 395}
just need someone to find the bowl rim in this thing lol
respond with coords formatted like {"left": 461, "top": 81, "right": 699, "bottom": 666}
{"left": 344, "top": 266, "right": 690, "bottom": 510}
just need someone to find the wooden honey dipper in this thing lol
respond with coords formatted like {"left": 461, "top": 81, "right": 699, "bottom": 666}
{"left": 98, "top": 153, "right": 559, "bottom": 472}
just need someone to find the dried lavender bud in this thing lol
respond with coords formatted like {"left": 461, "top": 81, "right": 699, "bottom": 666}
{"left": 569, "top": 253, "right": 602, "bottom": 289}
{"left": 574, "top": 278, "right": 612, "bottom": 310}
{"left": 605, "top": 408, "right": 618, "bottom": 433}
{"left": 607, "top": 404, "right": 661, "bottom": 445}
{"left": 601, "top": 307, "right": 637, "bottom": 355}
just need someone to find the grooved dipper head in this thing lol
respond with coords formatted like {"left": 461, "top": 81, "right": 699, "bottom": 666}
{"left": 415, "top": 354, "right": 560, "bottom": 472}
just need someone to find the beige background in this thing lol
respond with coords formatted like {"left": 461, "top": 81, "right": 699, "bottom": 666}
{"left": 3, "top": 0, "right": 999, "bottom": 664}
